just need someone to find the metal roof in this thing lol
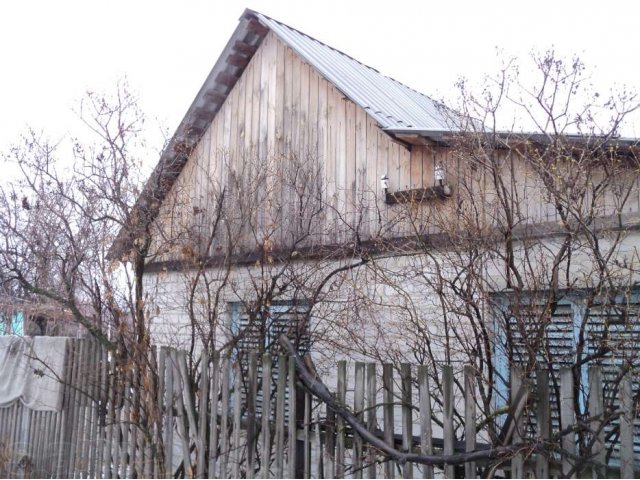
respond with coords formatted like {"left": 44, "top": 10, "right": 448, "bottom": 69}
{"left": 251, "top": 10, "right": 458, "bottom": 133}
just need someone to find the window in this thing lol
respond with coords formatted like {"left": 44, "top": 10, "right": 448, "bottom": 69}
{"left": 492, "top": 289, "right": 640, "bottom": 464}
{"left": 230, "top": 302, "right": 311, "bottom": 419}
{"left": 0, "top": 311, "right": 24, "bottom": 336}
{"left": 231, "top": 302, "right": 311, "bottom": 357}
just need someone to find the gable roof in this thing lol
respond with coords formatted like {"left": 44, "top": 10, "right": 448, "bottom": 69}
{"left": 110, "top": 9, "right": 458, "bottom": 258}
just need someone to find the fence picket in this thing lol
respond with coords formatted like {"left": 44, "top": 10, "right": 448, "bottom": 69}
{"left": 80, "top": 340, "right": 94, "bottom": 477}
{"left": 354, "top": 361, "right": 365, "bottom": 478}
{"left": 120, "top": 362, "right": 133, "bottom": 479}
{"left": 401, "top": 363, "right": 413, "bottom": 479}
{"left": 162, "top": 347, "right": 174, "bottom": 478}
{"left": 336, "top": 360, "right": 347, "bottom": 479}
{"left": 47, "top": 411, "right": 58, "bottom": 476}
{"left": 511, "top": 367, "right": 524, "bottom": 479}
{"left": 105, "top": 353, "right": 117, "bottom": 480}
{"left": 208, "top": 353, "right": 221, "bottom": 478}
{"left": 464, "top": 366, "right": 476, "bottom": 479}
{"left": 260, "top": 353, "right": 273, "bottom": 479}
{"left": 90, "top": 343, "right": 103, "bottom": 478}
{"left": 587, "top": 366, "right": 605, "bottom": 478}
{"left": 197, "top": 349, "right": 209, "bottom": 479}
{"left": 66, "top": 339, "right": 81, "bottom": 477}
{"left": 178, "top": 351, "right": 199, "bottom": 461}
{"left": 146, "top": 345, "right": 158, "bottom": 479}
{"left": 174, "top": 377, "right": 192, "bottom": 478}
{"left": 560, "top": 367, "right": 576, "bottom": 478}
{"left": 232, "top": 361, "right": 242, "bottom": 479}
{"left": 366, "top": 363, "right": 377, "bottom": 479}
{"left": 382, "top": 363, "right": 395, "bottom": 479}
{"left": 619, "top": 370, "right": 635, "bottom": 479}
{"left": 535, "top": 369, "right": 550, "bottom": 479}
{"left": 315, "top": 410, "right": 324, "bottom": 478}
{"left": 247, "top": 352, "right": 258, "bottom": 479}
{"left": 219, "top": 356, "right": 231, "bottom": 478}
{"left": 325, "top": 392, "right": 336, "bottom": 478}
{"left": 303, "top": 391, "right": 312, "bottom": 479}
{"left": 96, "top": 346, "right": 108, "bottom": 479}
{"left": 274, "top": 355, "right": 287, "bottom": 478}
{"left": 130, "top": 359, "right": 140, "bottom": 477}
{"left": 288, "top": 357, "right": 298, "bottom": 479}
{"left": 442, "top": 365, "right": 454, "bottom": 479}
{"left": 417, "top": 365, "right": 433, "bottom": 479}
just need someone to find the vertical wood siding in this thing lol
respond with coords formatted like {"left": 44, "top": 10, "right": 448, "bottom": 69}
{"left": 152, "top": 32, "right": 451, "bottom": 261}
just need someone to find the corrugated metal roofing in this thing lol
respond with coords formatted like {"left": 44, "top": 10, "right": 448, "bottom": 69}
{"left": 251, "top": 10, "right": 458, "bottom": 133}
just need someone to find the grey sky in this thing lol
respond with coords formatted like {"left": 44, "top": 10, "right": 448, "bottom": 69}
{"left": 1, "top": 0, "right": 639, "bottom": 158}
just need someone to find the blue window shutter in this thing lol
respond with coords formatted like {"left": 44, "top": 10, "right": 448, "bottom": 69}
{"left": 570, "top": 299, "right": 588, "bottom": 413}
{"left": 494, "top": 289, "right": 640, "bottom": 466}
{"left": 492, "top": 297, "right": 510, "bottom": 414}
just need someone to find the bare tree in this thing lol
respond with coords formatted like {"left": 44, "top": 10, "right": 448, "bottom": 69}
{"left": 319, "top": 51, "right": 640, "bottom": 474}
{"left": 0, "top": 82, "right": 184, "bottom": 474}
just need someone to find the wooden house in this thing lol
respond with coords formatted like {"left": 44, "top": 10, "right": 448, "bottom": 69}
{"left": 128, "top": 9, "right": 640, "bottom": 388}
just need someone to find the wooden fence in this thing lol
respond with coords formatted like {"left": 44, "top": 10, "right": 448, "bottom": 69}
{"left": 0, "top": 338, "right": 637, "bottom": 478}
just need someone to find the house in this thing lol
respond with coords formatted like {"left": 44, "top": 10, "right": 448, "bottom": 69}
{"left": 125, "top": 9, "right": 640, "bottom": 432}
{"left": 132, "top": 8, "right": 469, "bottom": 357}
{"left": 0, "top": 295, "right": 86, "bottom": 337}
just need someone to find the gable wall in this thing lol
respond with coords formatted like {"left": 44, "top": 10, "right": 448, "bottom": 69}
{"left": 152, "top": 32, "right": 453, "bottom": 262}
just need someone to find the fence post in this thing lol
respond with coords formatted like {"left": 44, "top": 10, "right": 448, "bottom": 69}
{"left": 464, "top": 366, "right": 476, "bottom": 479}
{"left": 619, "top": 370, "right": 635, "bottom": 479}
{"left": 560, "top": 367, "right": 576, "bottom": 478}
{"left": 442, "top": 365, "right": 454, "bottom": 479}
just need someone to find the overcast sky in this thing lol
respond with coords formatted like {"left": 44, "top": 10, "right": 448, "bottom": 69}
{"left": 1, "top": 0, "right": 639, "bottom": 159}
